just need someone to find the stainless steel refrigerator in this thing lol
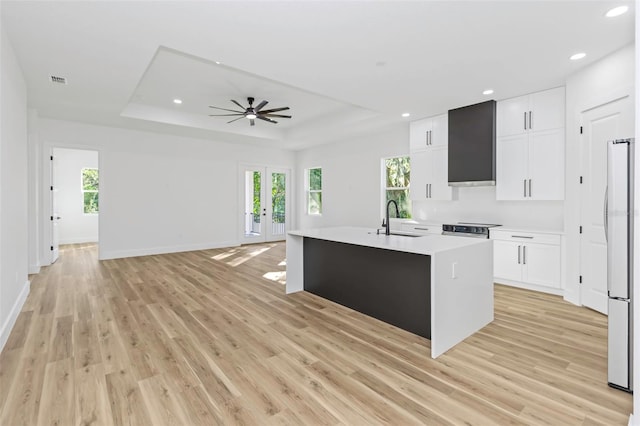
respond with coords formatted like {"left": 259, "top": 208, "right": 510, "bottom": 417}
{"left": 607, "top": 138, "right": 634, "bottom": 392}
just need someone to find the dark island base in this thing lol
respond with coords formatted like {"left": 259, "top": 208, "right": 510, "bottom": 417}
{"left": 303, "top": 237, "right": 431, "bottom": 339}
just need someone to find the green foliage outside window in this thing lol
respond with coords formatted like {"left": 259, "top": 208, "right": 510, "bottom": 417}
{"left": 82, "top": 168, "right": 99, "bottom": 214}
{"left": 308, "top": 168, "right": 322, "bottom": 215}
{"left": 384, "top": 157, "right": 411, "bottom": 218}
{"left": 272, "top": 172, "right": 286, "bottom": 223}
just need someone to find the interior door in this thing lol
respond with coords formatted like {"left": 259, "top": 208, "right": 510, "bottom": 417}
{"left": 580, "top": 95, "right": 634, "bottom": 314}
{"left": 241, "top": 165, "right": 290, "bottom": 244}
{"left": 51, "top": 154, "right": 60, "bottom": 263}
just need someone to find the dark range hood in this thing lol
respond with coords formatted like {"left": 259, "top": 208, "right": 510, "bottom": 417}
{"left": 448, "top": 100, "right": 496, "bottom": 186}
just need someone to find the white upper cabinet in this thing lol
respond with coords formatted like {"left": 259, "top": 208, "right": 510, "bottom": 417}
{"left": 498, "top": 87, "right": 565, "bottom": 137}
{"left": 409, "top": 114, "right": 448, "bottom": 151}
{"left": 409, "top": 113, "right": 452, "bottom": 201}
{"left": 496, "top": 87, "right": 565, "bottom": 201}
{"left": 409, "top": 147, "right": 452, "bottom": 201}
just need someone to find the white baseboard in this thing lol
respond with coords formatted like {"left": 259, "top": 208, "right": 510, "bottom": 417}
{"left": 493, "top": 278, "right": 563, "bottom": 296}
{"left": 0, "top": 280, "right": 31, "bottom": 352}
{"left": 28, "top": 264, "right": 41, "bottom": 274}
{"left": 99, "top": 240, "right": 240, "bottom": 260}
{"left": 59, "top": 236, "right": 98, "bottom": 245}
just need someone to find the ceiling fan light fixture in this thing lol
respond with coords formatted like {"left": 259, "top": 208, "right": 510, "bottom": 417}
{"left": 246, "top": 112, "right": 257, "bottom": 119}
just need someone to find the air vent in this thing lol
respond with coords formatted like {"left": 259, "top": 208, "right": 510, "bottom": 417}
{"left": 49, "top": 75, "right": 67, "bottom": 85}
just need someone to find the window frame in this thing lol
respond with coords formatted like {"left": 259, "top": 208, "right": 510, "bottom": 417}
{"left": 306, "top": 166, "right": 322, "bottom": 215}
{"left": 81, "top": 167, "right": 99, "bottom": 215}
{"left": 382, "top": 156, "right": 411, "bottom": 219}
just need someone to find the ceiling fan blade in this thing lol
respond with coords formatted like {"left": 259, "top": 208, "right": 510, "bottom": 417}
{"left": 209, "top": 113, "right": 244, "bottom": 116}
{"left": 255, "top": 100, "right": 268, "bottom": 112}
{"left": 231, "top": 99, "right": 246, "bottom": 110}
{"left": 209, "top": 106, "right": 245, "bottom": 113}
{"left": 257, "top": 116, "right": 278, "bottom": 124}
{"left": 259, "top": 106, "right": 289, "bottom": 114}
{"left": 250, "top": 119, "right": 255, "bottom": 126}
{"left": 262, "top": 113, "right": 291, "bottom": 119}
{"left": 227, "top": 116, "right": 245, "bottom": 124}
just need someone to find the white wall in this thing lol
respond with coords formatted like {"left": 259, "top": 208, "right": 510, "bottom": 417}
{"left": 37, "top": 118, "right": 296, "bottom": 260}
{"left": 413, "top": 190, "right": 563, "bottom": 230}
{"left": 53, "top": 148, "right": 99, "bottom": 244}
{"left": 296, "top": 125, "right": 409, "bottom": 230}
{"left": 0, "top": 26, "right": 30, "bottom": 351}
{"left": 564, "top": 44, "right": 635, "bottom": 305}
{"left": 633, "top": 10, "right": 639, "bottom": 422}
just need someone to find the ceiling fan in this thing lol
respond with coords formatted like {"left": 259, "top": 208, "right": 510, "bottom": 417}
{"left": 208, "top": 97, "right": 291, "bottom": 126}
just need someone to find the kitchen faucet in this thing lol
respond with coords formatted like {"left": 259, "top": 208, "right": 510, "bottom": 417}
{"left": 385, "top": 199, "right": 399, "bottom": 235}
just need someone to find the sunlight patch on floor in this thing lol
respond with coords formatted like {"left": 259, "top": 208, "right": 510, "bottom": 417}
{"left": 226, "top": 245, "right": 273, "bottom": 267}
{"left": 263, "top": 271, "right": 286, "bottom": 285}
{"left": 211, "top": 248, "right": 241, "bottom": 261}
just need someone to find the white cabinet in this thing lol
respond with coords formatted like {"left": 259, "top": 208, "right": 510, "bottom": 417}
{"left": 410, "top": 147, "right": 452, "bottom": 201}
{"left": 409, "top": 113, "right": 452, "bottom": 201}
{"left": 498, "top": 87, "right": 565, "bottom": 137}
{"left": 496, "top": 87, "right": 565, "bottom": 200}
{"left": 409, "top": 114, "right": 448, "bottom": 151}
{"left": 492, "top": 229, "right": 562, "bottom": 294}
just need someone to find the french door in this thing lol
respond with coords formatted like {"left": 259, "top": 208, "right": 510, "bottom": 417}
{"left": 241, "top": 165, "right": 290, "bottom": 244}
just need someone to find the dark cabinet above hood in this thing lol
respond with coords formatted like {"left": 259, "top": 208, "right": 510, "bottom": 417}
{"left": 448, "top": 100, "right": 496, "bottom": 186}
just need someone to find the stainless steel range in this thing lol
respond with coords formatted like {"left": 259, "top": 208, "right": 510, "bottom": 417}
{"left": 442, "top": 222, "right": 502, "bottom": 238}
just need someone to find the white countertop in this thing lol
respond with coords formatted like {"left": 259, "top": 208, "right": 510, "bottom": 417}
{"left": 288, "top": 226, "right": 491, "bottom": 256}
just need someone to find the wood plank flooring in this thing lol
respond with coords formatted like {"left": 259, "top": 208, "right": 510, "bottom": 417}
{"left": 0, "top": 242, "right": 632, "bottom": 425}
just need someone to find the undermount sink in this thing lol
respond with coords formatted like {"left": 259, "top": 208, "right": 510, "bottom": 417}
{"left": 368, "top": 230, "right": 423, "bottom": 238}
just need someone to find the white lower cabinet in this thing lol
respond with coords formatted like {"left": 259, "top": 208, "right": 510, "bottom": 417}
{"left": 492, "top": 229, "right": 562, "bottom": 294}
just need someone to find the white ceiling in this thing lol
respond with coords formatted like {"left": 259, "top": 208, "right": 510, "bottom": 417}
{"left": 1, "top": 0, "right": 635, "bottom": 150}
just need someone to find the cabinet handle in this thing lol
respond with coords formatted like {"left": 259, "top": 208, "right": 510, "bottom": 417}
{"left": 529, "top": 111, "right": 532, "bottom": 129}
{"left": 523, "top": 246, "right": 526, "bottom": 265}
{"left": 429, "top": 130, "right": 432, "bottom": 145}
{"left": 518, "top": 245, "right": 521, "bottom": 264}
{"left": 511, "top": 235, "right": 534, "bottom": 239}
{"left": 528, "top": 179, "right": 532, "bottom": 197}
{"left": 426, "top": 184, "right": 429, "bottom": 198}
{"left": 429, "top": 184, "right": 432, "bottom": 198}
{"left": 414, "top": 227, "right": 430, "bottom": 231}
{"left": 425, "top": 131, "right": 429, "bottom": 146}
{"left": 523, "top": 179, "right": 527, "bottom": 197}
{"left": 524, "top": 112, "right": 527, "bottom": 130}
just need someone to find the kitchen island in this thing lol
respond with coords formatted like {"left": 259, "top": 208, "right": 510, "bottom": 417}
{"left": 286, "top": 227, "right": 493, "bottom": 358}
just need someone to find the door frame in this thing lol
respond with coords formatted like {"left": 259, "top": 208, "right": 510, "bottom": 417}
{"left": 238, "top": 163, "right": 292, "bottom": 244}
{"left": 576, "top": 90, "right": 634, "bottom": 311}
{"left": 42, "top": 144, "right": 102, "bottom": 265}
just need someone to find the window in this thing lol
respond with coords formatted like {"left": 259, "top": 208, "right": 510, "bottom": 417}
{"left": 82, "top": 168, "right": 99, "bottom": 214}
{"left": 306, "top": 167, "right": 322, "bottom": 215}
{"left": 384, "top": 156, "right": 411, "bottom": 218}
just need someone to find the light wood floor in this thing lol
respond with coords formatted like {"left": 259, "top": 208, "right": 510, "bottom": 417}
{"left": 0, "top": 242, "right": 632, "bottom": 425}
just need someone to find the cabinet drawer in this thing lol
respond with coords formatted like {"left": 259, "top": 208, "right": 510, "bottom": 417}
{"left": 401, "top": 223, "right": 442, "bottom": 235}
{"left": 491, "top": 230, "right": 561, "bottom": 245}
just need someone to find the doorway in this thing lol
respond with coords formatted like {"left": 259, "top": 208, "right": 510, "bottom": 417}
{"left": 241, "top": 165, "right": 290, "bottom": 244}
{"left": 579, "top": 95, "right": 634, "bottom": 314}
{"left": 50, "top": 148, "right": 100, "bottom": 263}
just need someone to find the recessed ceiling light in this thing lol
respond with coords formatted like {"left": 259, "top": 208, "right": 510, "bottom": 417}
{"left": 215, "top": 61, "right": 221, "bottom": 65}
{"left": 570, "top": 52, "right": 586, "bottom": 61}
{"left": 482, "top": 89, "right": 494, "bottom": 95}
{"left": 173, "top": 99, "right": 182, "bottom": 104}
{"left": 606, "top": 5, "right": 628, "bottom": 17}
{"left": 401, "top": 113, "right": 411, "bottom": 118}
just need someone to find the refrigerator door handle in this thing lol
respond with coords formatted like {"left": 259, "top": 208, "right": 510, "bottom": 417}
{"left": 604, "top": 186, "right": 608, "bottom": 242}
